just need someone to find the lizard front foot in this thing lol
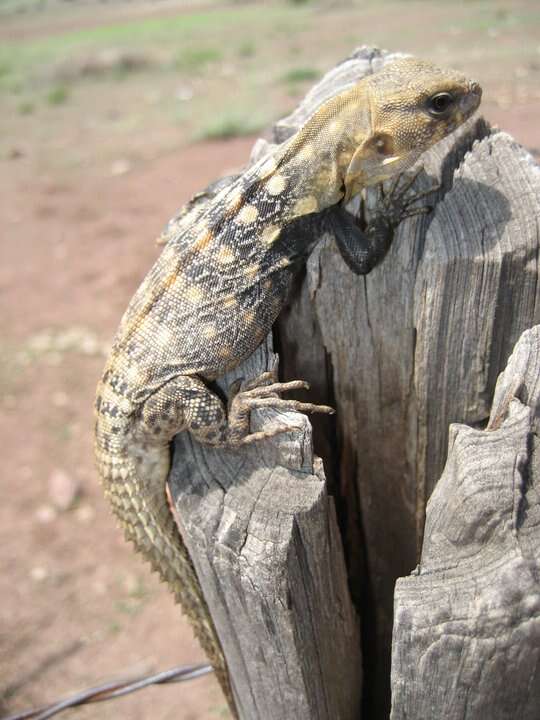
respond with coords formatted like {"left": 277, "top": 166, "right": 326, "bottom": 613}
{"left": 329, "top": 166, "right": 439, "bottom": 275}
{"left": 378, "top": 165, "right": 440, "bottom": 224}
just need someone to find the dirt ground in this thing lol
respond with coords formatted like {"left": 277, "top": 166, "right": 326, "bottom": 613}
{"left": 0, "top": 136, "right": 255, "bottom": 720}
{"left": 1, "top": 1, "right": 540, "bottom": 719}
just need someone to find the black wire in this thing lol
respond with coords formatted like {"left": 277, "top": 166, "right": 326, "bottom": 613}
{"left": 2, "top": 663, "right": 213, "bottom": 720}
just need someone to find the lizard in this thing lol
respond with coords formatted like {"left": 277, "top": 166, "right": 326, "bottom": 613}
{"left": 94, "top": 56, "right": 481, "bottom": 716}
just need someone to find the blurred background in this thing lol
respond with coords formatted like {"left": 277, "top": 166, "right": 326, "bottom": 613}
{"left": 1, "top": 1, "right": 539, "bottom": 718}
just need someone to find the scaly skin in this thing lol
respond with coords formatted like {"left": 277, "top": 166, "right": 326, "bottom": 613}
{"left": 95, "top": 57, "right": 481, "bottom": 715}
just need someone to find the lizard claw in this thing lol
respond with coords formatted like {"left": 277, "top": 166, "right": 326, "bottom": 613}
{"left": 233, "top": 357, "right": 280, "bottom": 395}
{"left": 234, "top": 425, "right": 293, "bottom": 445}
{"left": 378, "top": 169, "right": 440, "bottom": 227}
{"left": 226, "top": 371, "right": 333, "bottom": 446}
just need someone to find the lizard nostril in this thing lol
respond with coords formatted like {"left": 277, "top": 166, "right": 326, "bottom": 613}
{"left": 459, "top": 82, "right": 482, "bottom": 115}
{"left": 469, "top": 81, "right": 482, "bottom": 98}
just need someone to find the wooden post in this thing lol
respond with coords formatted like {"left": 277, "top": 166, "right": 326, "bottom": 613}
{"left": 169, "top": 46, "right": 540, "bottom": 718}
{"left": 391, "top": 326, "right": 540, "bottom": 719}
{"left": 169, "top": 339, "right": 362, "bottom": 720}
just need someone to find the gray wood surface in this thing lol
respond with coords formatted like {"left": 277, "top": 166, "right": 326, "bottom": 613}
{"left": 272, "top": 47, "right": 540, "bottom": 716}
{"left": 169, "top": 337, "right": 362, "bottom": 720}
{"left": 169, "top": 45, "right": 540, "bottom": 719}
{"left": 391, "top": 325, "right": 540, "bottom": 719}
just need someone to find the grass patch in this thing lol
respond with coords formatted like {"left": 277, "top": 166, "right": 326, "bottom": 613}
{"left": 0, "top": 5, "right": 289, "bottom": 89}
{"left": 173, "top": 46, "right": 222, "bottom": 73}
{"left": 237, "top": 40, "right": 256, "bottom": 58}
{"left": 281, "top": 66, "right": 320, "bottom": 84}
{"left": 0, "top": 3, "right": 312, "bottom": 99}
{"left": 47, "top": 85, "right": 69, "bottom": 105}
{"left": 0, "top": 0, "right": 46, "bottom": 16}
{"left": 17, "top": 99, "right": 34, "bottom": 114}
{"left": 197, "top": 112, "right": 266, "bottom": 141}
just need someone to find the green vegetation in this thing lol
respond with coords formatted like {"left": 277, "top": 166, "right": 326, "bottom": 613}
{"left": 197, "top": 112, "right": 267, "bottom": 141}
{"left": 281, "top": 66, "right": 320, "bottom": 84}
{"left": 174, "top": 46, "right": 222, "bottom": 73}
{"left": 127, "top": 577, "right": 149, "bottom": 601}
{"left": 46, "top": 85, "right": 69, "bottom": 105}
{"left": 0, "top": 0, "right": 46, "bottom": 15}
{"left": 0, "top": 5, "right": 292, "bottom": 92}
{"left": 107, "top": 619, "right": 122, "bottom": 635}
{"left": 237, "top": 40, "right": 256, "bottom": 59}
{"left": 17, "top": 99, "right": 34, "bottom": 114}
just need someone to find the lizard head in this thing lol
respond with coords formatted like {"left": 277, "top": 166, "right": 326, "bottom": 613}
{"left": 344, "top": 57, "right": 482, "bottom": 196}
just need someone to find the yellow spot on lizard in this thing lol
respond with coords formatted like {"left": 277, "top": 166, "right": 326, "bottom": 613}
{"left": 226, "top": 189, "right": 244, "bottom": 215}
{"left": 186, "top": 286, "right": 204, "bottom": 304}
{"left": 297, "top": 143, "right": 314, "bottom": 161}
{"left": 243, "top": 309, "right": 256, "bottom": 324}
{"left": 217, "top": 246, "right": 235, "bottom": 264}
{"left": 156, "top": 326, "right": 173, "bottom": 345}
{"left": 293, "top": 195, "right": 318, "bottom": 215}
{"left": 261, "top": 224, "right": 281, "bottom": 246}
{"left": 257, "top": 155, "right": 277, "bottom": 179}
{"left": 327, "top": 119, "right": 341, "bottom": 134}
{"left": 126, "top": 364, "right": 141, "bottom": 383}
{"left": 201, "top": 324, "right": 217, "bottom": 339}
{"left": 223, "top": 295, "right": 237, "bottom": 308}
{"left": 237, "top": 204, "right": 259, "bottom": 225}
{"left": 245, "top": 263, "right": 260, "bottom": 280}
{"left": 266, "top": 174, "right": 287, "bottom": 196}
{"left": 120, "top": 397, "right": 133, "bottom": 414}
{"left": 218, "top": 345, "right": 232, "bottom": 359}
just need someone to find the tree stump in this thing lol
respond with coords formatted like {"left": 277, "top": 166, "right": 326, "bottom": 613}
{"left": 169, "top": 46, "right": 540, "bottom": 719}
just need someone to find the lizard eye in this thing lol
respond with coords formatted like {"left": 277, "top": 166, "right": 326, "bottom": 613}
{"left": 427, "top": 92, "right": 454, "bottom": 116}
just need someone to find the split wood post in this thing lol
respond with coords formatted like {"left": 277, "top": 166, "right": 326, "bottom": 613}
{"left": 390, "top": 325, "right": 540, "bottom": 719}
{"left": 169, "top": 338, "right": 362, "bottom": 720}
{"left": 169, "top": 46, "right": 540, "bottom": 719}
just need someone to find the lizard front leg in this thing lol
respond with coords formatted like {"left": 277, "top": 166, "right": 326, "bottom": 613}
{"left": 328, "top": 170, "right": 438, "bottom": 275}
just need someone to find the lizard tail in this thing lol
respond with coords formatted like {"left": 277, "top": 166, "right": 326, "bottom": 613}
{"left": 95, "top": 440, "right": 237, "bottom": 717}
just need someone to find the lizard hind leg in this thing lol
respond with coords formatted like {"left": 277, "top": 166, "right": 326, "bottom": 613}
{"left": 139, "top": 374, "right": 230, "bottom": 446}
{"left": 145, "top": 371, "right": 335, "bottom": 448}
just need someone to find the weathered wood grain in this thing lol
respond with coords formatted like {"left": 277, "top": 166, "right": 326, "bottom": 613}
{"left": 169, "top": 337, "right": 362, "bottom": 720}
{"left": 391, "top": 325, "right": 540, "bottom": 720}
{"left": 273, "top": 47, "right": 540, "bottom": 717}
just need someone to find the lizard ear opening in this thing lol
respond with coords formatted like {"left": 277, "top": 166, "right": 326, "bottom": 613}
{"left": 344, "top": 132, "right": 400, "bottom": 199}
{"left": 363, "top": 132, "right": 396, "bottom": 157}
